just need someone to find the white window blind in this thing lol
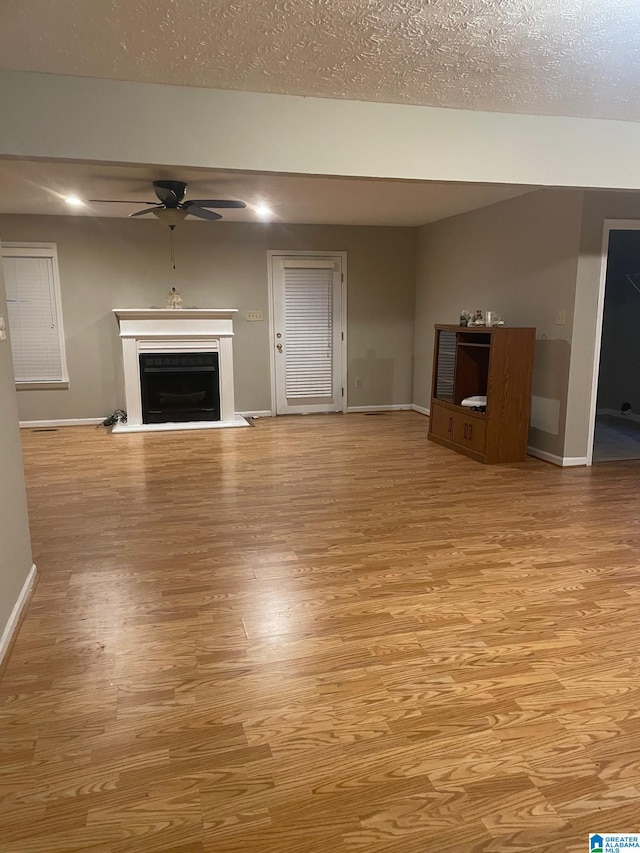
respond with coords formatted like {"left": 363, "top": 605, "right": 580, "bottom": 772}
{"left": 2, "top": 244, "right": 68, "bottom": 385}
{"left": 284, "top": 267, "right": 333, "bottom": 399}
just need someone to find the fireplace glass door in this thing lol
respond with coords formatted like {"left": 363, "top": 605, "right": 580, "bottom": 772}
{"left": 139, "top": 352, "right": 220, "bottom": 423}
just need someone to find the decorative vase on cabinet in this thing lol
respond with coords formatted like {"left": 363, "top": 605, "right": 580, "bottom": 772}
{"left": 428, "top": 324, "right": 535, "bottom": 464}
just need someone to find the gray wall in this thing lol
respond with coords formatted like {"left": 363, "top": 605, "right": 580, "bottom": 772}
{"left": 0, "top": 232, "right": 33, "bottom": 646}
{"left": 413, "top": 189, "right": 584, "bottom": 458}
{"left": 0, "top": 217, "right": 416, "bottom": 420}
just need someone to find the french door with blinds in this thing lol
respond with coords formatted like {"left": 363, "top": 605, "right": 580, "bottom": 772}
{"left": 270, "top": 254, "right": 345, "bottom": 415}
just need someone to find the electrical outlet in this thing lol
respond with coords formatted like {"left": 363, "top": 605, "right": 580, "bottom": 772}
{"left": 355, "top": 378, "right": 363, "bottom": 390}
{"left": 555, "top": 310, "right": 567, "bottom": 325}
{"left": 246, "top": 310, "right": 263, "bottom": 322}
{"left": 0, "top": 316, "right": 6, "bottom": 342}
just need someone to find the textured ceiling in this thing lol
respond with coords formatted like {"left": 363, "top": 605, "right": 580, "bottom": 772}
{"left": 1, "top": 1, "right": 640, "bottom": 121}
{"left": 0, "top": 160, "right": 534, "bottom": 226}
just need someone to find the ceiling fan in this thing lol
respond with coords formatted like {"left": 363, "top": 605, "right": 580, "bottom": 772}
{"left": 89, "top": 180, "right": 247, "bottom": 227}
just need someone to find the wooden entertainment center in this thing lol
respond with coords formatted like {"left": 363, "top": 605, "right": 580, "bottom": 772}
{"left": 428, "top": 324, "right": 536, "bottom": 464}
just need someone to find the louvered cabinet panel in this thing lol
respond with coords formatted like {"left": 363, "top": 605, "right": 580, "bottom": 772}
{"left": 434, "top": 329, "right": 456, "bottom": 403}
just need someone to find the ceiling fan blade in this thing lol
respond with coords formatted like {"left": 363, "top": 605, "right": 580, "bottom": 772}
{"left": 186, "top": 207, "right": 223, "bottom": 221}
{"left": 89, "top": 199, "right": 157, "bottom": 204}
{"left": 129, "top": 207, "right": 161, "bottom": 217}
{"left": 185, "top": 199, "right": 247, "bottom": 209}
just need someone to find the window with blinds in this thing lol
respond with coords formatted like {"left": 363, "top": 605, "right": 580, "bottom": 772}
{"left": 1, "top": 244, "right": 68, "bottom": 386}
{"left": 284, "top": 267, "right": 334, "bottom": 399}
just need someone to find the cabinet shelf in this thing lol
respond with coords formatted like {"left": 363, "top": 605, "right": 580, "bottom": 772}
{"left": 428, "top": 324, "right": 535, "bottom": 464}
{"left": 433, "top": 399, "right": 485, "bottom": 418}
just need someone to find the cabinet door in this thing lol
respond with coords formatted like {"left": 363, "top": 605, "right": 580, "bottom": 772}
{"left": 429, "top": 403, "right": 454, "bottom": 441}
{"left": 464, "top": 416, "right": 486, "bottom": 454}
{"left": 451, "top": 410, "right": 467, "bottom": 445}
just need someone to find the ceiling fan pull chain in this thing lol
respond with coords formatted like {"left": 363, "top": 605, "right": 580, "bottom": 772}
{"left": 169, "top": 225, "right": 176, "bottom": 270}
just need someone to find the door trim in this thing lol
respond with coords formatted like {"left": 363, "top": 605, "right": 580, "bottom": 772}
{"left": 587, "top": 219, "right": 640, "bottom": 466}
{"left": 267, "top": 250, "right": 347, "bottom": 415}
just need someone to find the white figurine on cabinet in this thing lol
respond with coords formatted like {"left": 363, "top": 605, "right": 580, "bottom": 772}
{"left": 167, "top": 287, "right": 183, "bottom": 309}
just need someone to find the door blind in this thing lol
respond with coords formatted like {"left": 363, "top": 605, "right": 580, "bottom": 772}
{"left": 284, "top": 267, "right": 333, "bottom": 399}
{"left": 3, "top": 255, "right": 64, "bottom": 382}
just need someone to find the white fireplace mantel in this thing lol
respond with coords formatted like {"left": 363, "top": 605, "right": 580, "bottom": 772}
{"left": 112, "top": 308, "right": 247, "bottom": 433}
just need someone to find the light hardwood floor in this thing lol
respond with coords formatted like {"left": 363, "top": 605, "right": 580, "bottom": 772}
{"left": 2, "top": 411, "right": 640, "bottom": 852}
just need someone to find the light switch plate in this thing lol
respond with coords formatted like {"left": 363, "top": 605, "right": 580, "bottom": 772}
{"left": 555, "top": 310, "right": 567, "bottom": 325}
{"left": 0, "top": 316, "right": 6, "bottom": 342}
{"left": 246, "top": 310, "right": 264, "bottom": 321}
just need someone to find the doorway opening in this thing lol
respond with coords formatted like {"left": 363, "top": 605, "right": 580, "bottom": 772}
{"left": 593, "top": 226, "right": 640, "bottom": 462}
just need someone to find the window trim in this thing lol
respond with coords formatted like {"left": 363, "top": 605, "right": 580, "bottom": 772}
{"left": 1, "top": 242, "right": 69, "bottom": 390}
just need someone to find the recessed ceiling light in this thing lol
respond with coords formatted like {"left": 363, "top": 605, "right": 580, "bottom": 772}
{"left": 64, "top": 194, "right": 85, "bottom": 208}
{"left": 255, "top": 203, "right": 272, "bottom": 219}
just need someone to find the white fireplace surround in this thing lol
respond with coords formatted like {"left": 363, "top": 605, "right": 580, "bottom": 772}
{"left": 112, "top": 309, "right": 248, "bottom": 432}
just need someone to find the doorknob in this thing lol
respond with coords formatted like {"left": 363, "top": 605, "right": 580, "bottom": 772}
{"left": 277, "top": 343, "right": 283, "bottom": 353}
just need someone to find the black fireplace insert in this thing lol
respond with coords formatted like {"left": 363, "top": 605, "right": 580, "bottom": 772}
{"left": 139, "top": 352, "right": 220, "bottom": 423}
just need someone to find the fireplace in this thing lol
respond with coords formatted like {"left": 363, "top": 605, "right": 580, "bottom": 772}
{"left": 112, "top": 309, "right": 248, "bottom": 433}
{"left": 140, "top": 352, "right": 220, "bottom": 423}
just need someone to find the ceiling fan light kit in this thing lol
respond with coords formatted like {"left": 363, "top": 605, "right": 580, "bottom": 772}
{"left": 152, "top": 207, "right": 189, "bottom": 228}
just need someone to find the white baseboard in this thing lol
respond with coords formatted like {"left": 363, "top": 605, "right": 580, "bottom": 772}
{"left": 598, "top": 407, "right": 640, "bottom": 424}
{"left": 20, "top": 418, "right": 103, "bottom": 428}
{"left": 412, "top": 404, "right": 430, "bottom": 416}
{"left": 527, "top": 447, "right": 563, "bottom": 466}
{"left": 346, "top": 404, "right": 413, "bottom": 413}
{"left": 238, "top": 410, "right": 274, "bottom": 419}
{"left": 527, "top": 447, "right": 588, "bottom": 467}
{"left": 0, "top": 564, "right": 37, "bottom": 666}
